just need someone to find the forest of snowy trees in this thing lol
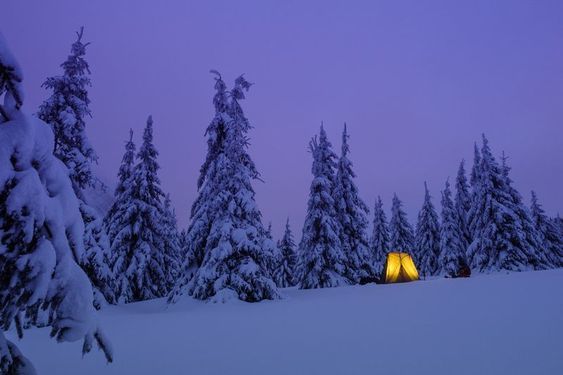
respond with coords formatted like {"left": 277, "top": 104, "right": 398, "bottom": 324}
{"left": 1, "top": 29, "right": 562, "bottom": 374}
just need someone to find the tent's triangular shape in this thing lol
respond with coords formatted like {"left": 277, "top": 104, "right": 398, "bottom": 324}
{"left": 383, "top": 252, "right": 419, "bottom": 283}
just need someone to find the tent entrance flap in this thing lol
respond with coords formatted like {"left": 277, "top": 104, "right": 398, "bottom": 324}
{"left": 383, "top": 252, "right": 419, "bottom": 283}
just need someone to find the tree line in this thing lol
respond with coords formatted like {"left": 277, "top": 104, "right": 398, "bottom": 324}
{"left": 1, "top": 28, "right": 562, "bottom": 374}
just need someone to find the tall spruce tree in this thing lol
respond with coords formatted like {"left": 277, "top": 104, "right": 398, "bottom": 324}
{"left": 263, "top": 221, "right": 281, "bottom": 278}
{"left": 179, "top": 75, "right": 279, "bottom": 302}
{"left": 389, "top": 194, "right": 415, "bottom": 255}
{"left": 273, "top": 219, "right": 298, "bottom": 287}
{"left": 298, "top": 125, "right": 349, "bottom": 289}
{"left": 333, "top": 124, "right": 374, "bottom": 282}
{"left": 111, "top": 116, "right": 173, "bottom": 302}
{"left": 439, "top": 180, "right": 468, "bottom": 277}
{"left": 530, "top": 191, "right": 562, "bottom": 268}
{"left": 38, "top": 27, "right": 96, "bottom": 190}
{"left": 467, "top": 142, "right": 481, "bottom": 265}
{"left": 455, "top": 160, "right": 472, "bottom": 250}
{"left": 370, "top": 196, "right": 391, "bottom": 275}
{"left": 415, "top": 183, "right": 441, "bottom": 276}
{"left": 500, "top": 152, "right": 551, "bottom": 270}
{"left": 0, "top": 34, "right": 111, "bottom": 373}
{"left": 104, "top": 129, "right": 135, "bottom": 229}
{"left": 467, "top": 135, "right": 547, "bottom": 272}
{"left": 81, "top": 203, "right": 115, "bottom": 308}
{"left": 104, "top": 130, "right": 137, "bottom": 302}
{"left": 169, "top": 72, "right": 230, "bottom": 302}
{"left": 37, "top": 27, "right": 115, "bottom": 306}
{"left": 470, "top": 142, "right": 481, "bottom": 190}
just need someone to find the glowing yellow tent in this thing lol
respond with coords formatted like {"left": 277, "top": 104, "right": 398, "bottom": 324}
{"left": 383, "top": 252, "right": 419, "bottom": 283}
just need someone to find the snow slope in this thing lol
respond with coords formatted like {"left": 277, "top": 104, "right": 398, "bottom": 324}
{"left": 7, "top": 269, "right": 563, "bottom": 375}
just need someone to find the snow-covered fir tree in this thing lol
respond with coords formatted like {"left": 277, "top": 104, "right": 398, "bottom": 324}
{"left": 467, "top": 142, "right": 481, "bottom": 265}
{"left": 370, "top": 196, "right": 391, "bottom": 276}
{"left": 0, "top": 34, "right": 111, "bottom": 373}
{"left": 414, "top": 183, "right": 441, "bottom": 277}
{"left": 38, "top": 27, "right": 96, "bottom": 190}
{"left": 104, "top": 130, "right": 136, "bottom": 301}
{"left": 104, "top": 129, "right": 135, "bottom": 229}
{"left": 273, "top": 219, "right": 298, "bottom": 287}
{"left": 169, "top": 72, "right": 230, "bottom": 302}
{"left": 37, "top": 27, "right": 115, "bottom": 306}
{"left": 467, "top": 135, "right": 548, "bottom": 272}
{"left": 530, "top": 191, "right": 562, "bottom": 267}
{"left": 470, "top": 142, "right": 481, "bottom": 190}
{"left": 333, "top": 124, "right": 375, "bottom": 283}
{"left": 81, "top": 203, "right": 115, "bottom": 308}
{"left": 455, "top": 159, "right": 472, "bottom": 250}
{"left": 389, "top": 194, "right": 415, "bottom": 254}
{"left": 111, "top": 116, "right": 174, "bottom": 302}
{"left": 176, "top": 75, "right": 279, "bottom": 302}
{"left": 263, "top": 221, "right": 281, "bottom": 278}
{"left": 500, "top": 152, "right": 552, "bottom": 270}
{"left": 439, "top": 179, "right": 468, "bottom": 277}
{"left": 298, "top": 125, "right": 349, "bottom": 289}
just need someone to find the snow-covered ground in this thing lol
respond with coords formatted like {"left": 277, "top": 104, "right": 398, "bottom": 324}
{"left": 8, "top": 269, "right": 563, "bottom": 375}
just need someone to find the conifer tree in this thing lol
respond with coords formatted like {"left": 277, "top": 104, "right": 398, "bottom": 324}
{"left": 370, "top": 196, "right": 391, "bottom": 276}
{"left": 470, "top": 142, "right": 481, "bottom": 190}
{"left": 104, "top": 130, "right": 136, "bottom": 301}
{"left": 333, "top": 124, "right": 374, "bottom": 282}
{"left": 111, "top": 116, "right": 172, "bottom": 302}
{"left": 389, "top": 194, "right": 415, "bottom": 254}
{"left": 262, "top": 221, "right": 281, "bottom": 277}
{"left": 178, "top": 75, "right": 279, "bottom": 302}
{"left": 273, "top": 219, "right": 298, "bottom": 287}
{"left": 0, "top": 35, "right": 111, "bottom": 373}
{"left": 467, "top": 143, "right": 481, "bottom": 264}
{"left": 415, "top": 183, "right": 441, "bottom": 276}
{"left": 467, "top": 135, "right": 548, "bottom": 272}
{"left": 455, "top": 160, "right": 472, "bottom": 250}
{"left": 169, "top": 72, "right": 230, "bottom": 301}
{"left": 530, "top": 191, "right": 562, "bottom": 268}
{"left": 439, "top": 180, "right": 468, "bottom": 277}
{"left": 500, "top": 152, "right": 551, "bottom": 270}
{"left": 38, "top": 27, "right": 96, "bottom": 190}
{"left": 105, "top": 129, "right": 135, "bottom": 230}
{"left": 81, "top": 203, "right": 115, "bottom": 308}
{"left": 298, "top": 125, "right": 349, "bottom": 289}
{"left": 37, "top": 28, "right": 115, "bottom": 306}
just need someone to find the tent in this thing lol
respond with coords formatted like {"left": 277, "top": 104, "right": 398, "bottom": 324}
{"left": 382, "top": 252, "right": 419, "bottom": 283}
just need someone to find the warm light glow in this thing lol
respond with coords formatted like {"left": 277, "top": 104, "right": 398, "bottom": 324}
{"left": 384, "top": 252, "right": 419, "bottom": 283}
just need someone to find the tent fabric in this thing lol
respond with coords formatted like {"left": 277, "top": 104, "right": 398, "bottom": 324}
{"left": 383, "top": 252, "right": 419, "bottom": 283}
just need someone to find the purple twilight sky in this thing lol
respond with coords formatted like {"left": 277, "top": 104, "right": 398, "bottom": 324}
{"left": 3, "top": 0, "right": 563, "bottom": 237}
